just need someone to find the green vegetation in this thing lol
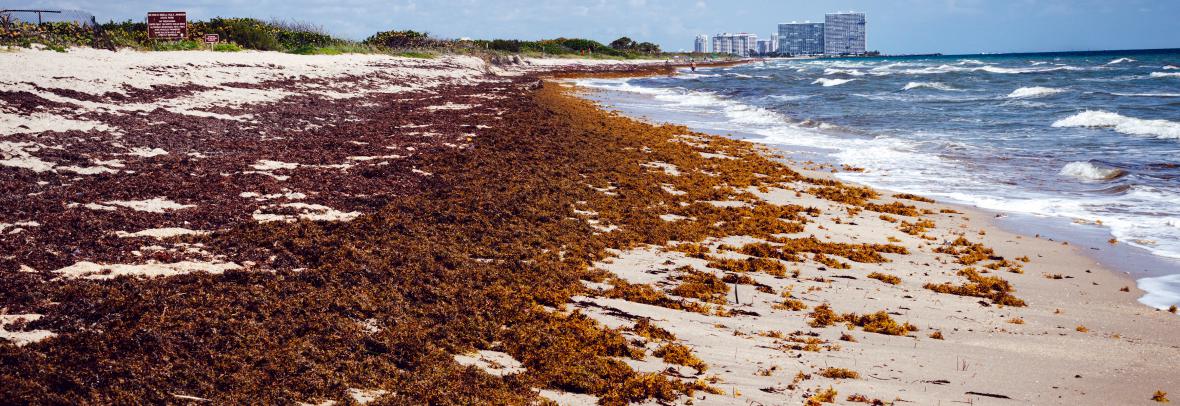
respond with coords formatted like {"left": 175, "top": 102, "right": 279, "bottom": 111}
{"left": 0, "top": 19, "right": 671, "bottom": 59}
{"left": 212, "top": 42, "right": 242, "bottom": 52}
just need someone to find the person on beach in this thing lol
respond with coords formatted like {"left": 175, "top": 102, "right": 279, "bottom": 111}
{"left": 690, "top": 61, "right": 696, "bottom": 72}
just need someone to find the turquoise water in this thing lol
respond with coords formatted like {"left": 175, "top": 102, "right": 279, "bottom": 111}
{"left": 576, "top": 49, "right": 1180, "bottom": 309}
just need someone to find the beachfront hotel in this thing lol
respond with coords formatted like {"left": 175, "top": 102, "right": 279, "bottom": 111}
{"left": 711, "top": 33, "right": 757, "bottom": 56}
{"left": 694, "top": 35, "right": 708, "bottom": 53}
{"left": 824, "top": 12, "right": 867, "bottom": 55}
{"left": 777, "top": 21, "right": 826, "bottom": 55}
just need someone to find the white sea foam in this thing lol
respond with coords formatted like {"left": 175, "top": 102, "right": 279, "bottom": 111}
{"left": 1137, "top": 274, "right": 1180, "bottom": 310}
{"left": 1059, "top": 161, "right": 1125, "bottom": 181}
{"left": 902, "top": 82, "right": 957, "bottom": 91}
{"left": 812, "top": 78, "right": 855, "bottom": 87}
{"left": 870, "top": 64, "right": 1082, "bottom": 76}
{"left": 1165, "top": 65, "right": 1179, "bottom": 70}
{"left": 823, "top": 68, "right": 866, "bottom": 76}
{"left": 1150, "top": 72, "right": 1180, "bottom": 78}
{"left": 1106, "top": 57, "right": 1136, "bottom": 65}
{"left": 1007, "top": 86, "right": 1065, "bottom": 98}
{"left": 1052, "top": 110, "right": 1180, "bottom": 139}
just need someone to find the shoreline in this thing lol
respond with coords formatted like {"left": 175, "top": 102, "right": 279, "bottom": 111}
{"left": 570, "top": 68, "right": 1180, "bottom": 313}
{"left": 3, "top": 47, "right": 1178, "bottom": 404}
{"left": 560, "top": 73, "right": 1180, "bottom": 404}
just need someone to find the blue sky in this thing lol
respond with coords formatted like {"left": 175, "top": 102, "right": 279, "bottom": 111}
{"left": 8, "top": 0, "right": 1180, "bottom": 54}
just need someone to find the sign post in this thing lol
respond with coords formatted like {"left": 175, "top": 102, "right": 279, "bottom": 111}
{"left": 147, "top": 11, "right": 187, "bottom": 41}
{"left": 204, "top": 34, "right": 219, "bottom": 50}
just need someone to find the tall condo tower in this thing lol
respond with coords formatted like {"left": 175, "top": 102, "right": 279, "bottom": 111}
{"left": 823, "top": 12, "right": 866, "bottom": 55}
{"left": 694, "top": 35, "right": 708, "bottom": 53}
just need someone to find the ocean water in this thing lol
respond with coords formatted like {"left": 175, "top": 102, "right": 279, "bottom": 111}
{"left": 575, "top": 49, "right": 1180, "bottom": 310}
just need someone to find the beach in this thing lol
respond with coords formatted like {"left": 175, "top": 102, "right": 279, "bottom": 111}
{"left": 2, "top": 48, "right": 1178, "bottom": 405}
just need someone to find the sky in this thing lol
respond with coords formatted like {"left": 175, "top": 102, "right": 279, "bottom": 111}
{"left": 7, "top": 0, "right": 1180, "bottom": 54}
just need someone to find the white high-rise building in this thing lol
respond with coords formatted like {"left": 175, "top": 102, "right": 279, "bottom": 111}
{"left": 770, "top": 34, "right": 780, "bottom": 55}
{"left": 694, "top": 35, "right": 708, "bottom": 53}
{"left": 711, "top": 33, "right": 757, "bottom": 57}
{"left": 824, "top": 12, "right": 867, "bottom": 55}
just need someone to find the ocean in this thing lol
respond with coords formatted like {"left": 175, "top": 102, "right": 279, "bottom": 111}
{"left": 575, "top": 49, "right": 1180, "bottom": 310}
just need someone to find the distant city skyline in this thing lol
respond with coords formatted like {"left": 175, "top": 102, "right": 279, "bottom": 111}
{"left": 9, "top": 0, "right": 1180, "bottom": 54}
{"left": 709, "top": 12, "right": 864, "bottom": 56}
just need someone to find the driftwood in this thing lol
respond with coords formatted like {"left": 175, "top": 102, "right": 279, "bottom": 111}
{"left": 966, "top": 391, "right": 1013, "bottom": 399}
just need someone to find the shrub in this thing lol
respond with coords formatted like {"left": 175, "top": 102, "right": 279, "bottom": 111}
{"left": 213, "top": 42, "right": 242, "bottom": 52}
{"left": 364, "top": 29, "right": 432, "bottom": 48}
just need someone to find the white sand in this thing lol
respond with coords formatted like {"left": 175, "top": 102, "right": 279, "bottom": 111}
{"left": 52, "top": 260, "right": 241, "bottom": 279}
{"left": 0, "top": 314, "right": 56, "bottom": 346}
{"left": 106, "top": 197, "right": 194, "bottom": 213}
{"left": 453, "top": 350, "right": 527, "bottom": 377}
{"left": 251, "top": 203, "right": 361, "bottom": 223}
{"left": 115, "top": 228, "right": 209, "bottom": 239}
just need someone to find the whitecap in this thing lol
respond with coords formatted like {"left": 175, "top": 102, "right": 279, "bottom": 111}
{"left": 1165, "top": 65, "right": 1179, "bottom": 70}
{"left": 1107, "top": 57, "right": 1137, "bottom": 65}
{"left": 1007, "top": 86, "right": 1065, "bottom": 99}
{"left": 902, "top": 82, "right": 957, "bottom": 91}
{"left": 1052, "top": 110, "right": 1180, "bottom": 139}
{"left": 1059, "top": 161, "right": 1125, "bottom": 181}
{"left": 823, "top": 68, "right": 866, "bottom": 76}
{"left": 812, "top": 78, "right": 855, "bottom": 87}
{"left": 1150, "top": 72, "right": 1180, "bottom": 78}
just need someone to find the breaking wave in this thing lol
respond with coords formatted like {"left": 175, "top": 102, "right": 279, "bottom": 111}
{"left": 823, "top": 68, "right": 866, "bottom": 76}
{"left": 902, "top": 82, "right": 957, "bottom": 91}
{"left": 1107, "top": 57, "right": 1137, "bottom": 65}
{"left": 1052, "top": 110, "right": 1180, "bottom": 139}
{"left": 813, "top": 78, "right": 855, "bottom": 87}
{"left": 1150, "top": 72, "right": 1180, "bottom": 78}
{"left": 1007, "top": 86, "right": 1065, "bottom": 98}
{"left": 1059, "top": 161, "right": 1126, "bottom": 181}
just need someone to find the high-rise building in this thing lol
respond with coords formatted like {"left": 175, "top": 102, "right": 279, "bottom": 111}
{"left": 694, "top": 35, "right": 708, "bottom": 53}
{"left": 769, "top": 34, "right": 780, "bottom": 55}
{"left": 777, "top": 22, "right": 825, "bottom": 55}
{"left": 711, "top": 33, "right": 757, "bottom": 57}
{"left": 755, "top": 40, "right": 773, "bottom": 55}
{"left": 824, "top": 12, "right": 866, "bottom": 55}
